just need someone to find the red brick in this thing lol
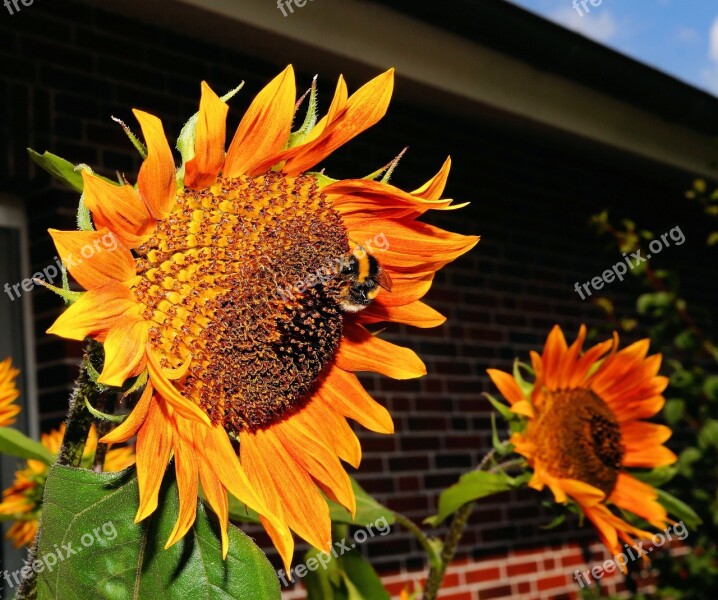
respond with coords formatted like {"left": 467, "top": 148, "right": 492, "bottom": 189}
{"left": 465, "top": 565, "right": 500, "bottom": 584}
{"left": 506, "top": 560, "right": 539, "bottom": 577}
{"left": 537, "top": 573, "right": 569, "bottom": 591}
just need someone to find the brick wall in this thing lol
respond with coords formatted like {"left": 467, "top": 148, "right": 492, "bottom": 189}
{"left": 1, "top": 1, "right": 713, "bottom": 597}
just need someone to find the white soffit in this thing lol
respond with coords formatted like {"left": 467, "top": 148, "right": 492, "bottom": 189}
{"left": 86, "top": 0, "right": 718, "bottom": 177}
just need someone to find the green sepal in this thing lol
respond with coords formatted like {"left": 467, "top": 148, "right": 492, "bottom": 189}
{"left": 309, "top": 170, "right": 339, "bottom": 188}
{"left": 288, "top": 75, "right": 318, "bottom": 148}
{"left": 76, "top": 194, "right": 94, "bottom": 231}
{"left": 655, "top": 488, "right": 702, "bottom": 529}
{"left": 84, "top": 397, "right": 127, "bottom": 424}
{"left": 33, "top": 277, "right": 81, "bottom": 305}
{"left": 363, "top": 148, "right": 407, "bottom": 184}
{"left": 112, "top": 115, "right": 147, "bottom": 158}
{"left": 512, "top": 359, "right": 535, "bottom": 397}
{"left": 0, "top": 427, "right": 55, "bottom": 464}
{"left": 177, "top": 83, "right": 245, "bottom": 180}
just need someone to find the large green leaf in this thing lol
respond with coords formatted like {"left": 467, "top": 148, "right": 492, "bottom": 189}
{"left": 36, "top": 464, "right": 279, "bottom": 599}
{"left": 424, "top": 471, "right": 517, "bottom": 527}
{"left": 0, "top": 427, "right": 55, "bottom": 464}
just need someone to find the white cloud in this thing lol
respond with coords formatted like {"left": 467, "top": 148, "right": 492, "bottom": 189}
{"left": 549, "top": 5, "right": 618, "bottom": 43}
{"left": 701, "top": 16, "right": 718, "bottom": 95}
{"left": 675, "top": 26, "right": 699, "bottom": 45}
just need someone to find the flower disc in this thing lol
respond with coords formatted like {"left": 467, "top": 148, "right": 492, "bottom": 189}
{"left": 133, "top": 172, "right": 348, "bottom": 433}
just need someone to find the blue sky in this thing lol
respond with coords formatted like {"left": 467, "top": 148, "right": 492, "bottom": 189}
{"left": 506, "top": 0, "right": 718, "bottom": 97}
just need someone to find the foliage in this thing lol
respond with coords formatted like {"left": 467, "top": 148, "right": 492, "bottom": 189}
{"left": 588, "top": 179, "right": 718, "bottom": 598}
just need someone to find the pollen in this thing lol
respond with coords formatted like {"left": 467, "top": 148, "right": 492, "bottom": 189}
{"left": 132, "top": 172, "right": 348, "bottom": 433}
{"left": 530, "top": 388, "right": 624, "bottom": 497}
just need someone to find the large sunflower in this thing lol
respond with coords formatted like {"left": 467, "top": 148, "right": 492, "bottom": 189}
{"left": 45, "top": 66, "right": 478, "bottom": 569}
{"left": 487, "top": 325, "right": 677, "bottom": 557}
{"left": 0, "top": 357, "right": 21, "bottom": 427}
{"left": 0, "top": 425, "right": 135, "bottom": 548}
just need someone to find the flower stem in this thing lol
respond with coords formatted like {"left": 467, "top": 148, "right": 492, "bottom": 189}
{"left": 422, "top": 450, "right": 522, "bottom": 600}
{"left": 16, "top": 341, "right": 103, "bottom": 600}
{"left": 393, "top": 511, "right": 436, "bottom": 561}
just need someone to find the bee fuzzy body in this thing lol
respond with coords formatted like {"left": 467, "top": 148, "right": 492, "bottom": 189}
{"left": 337, "top": 249, "right": 392, "bottom": 312}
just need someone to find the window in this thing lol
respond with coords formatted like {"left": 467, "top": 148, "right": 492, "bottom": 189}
{"left": 0, "top": 194, "right": 38, "bottom": 582}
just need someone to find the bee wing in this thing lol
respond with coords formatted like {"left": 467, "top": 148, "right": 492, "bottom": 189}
{"left": 376, "top": 267, "right": 393, "bottom": 292}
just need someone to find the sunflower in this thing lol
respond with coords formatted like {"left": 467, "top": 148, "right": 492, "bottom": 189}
{"left": 44, "top": 66, "right": 478, "bottom": 569}
{"left": 0, "top": 424, "right": 135, "bottom": 548}
{"left": 487, "top": 325, "right": 677, "bottom": 558}
{"left": 0, "top": 357, "right": 21, "bottom": 427}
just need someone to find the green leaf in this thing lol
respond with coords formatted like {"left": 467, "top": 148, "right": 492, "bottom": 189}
{"left": 37, "top": 465, "right": 280, "bottom": 599}
{"left": 539, "top": 513, "right": 566, "bottom": 530}
{"left": 309, "top": 170, "right": 339, "bottom": 188}
{"left": 663, "top": 398, "right": 685, "bottom": 425}
{"left": 655, "top": 488, "right": 702, "bottom": 529}
{"left": 28, "top": 149, "right": 84, "bottom": 192}
{"left": 703, "top": 375, "right": 718, "bottom": 401}
{"left": 698, "top": 419, "right": 718, "bottom": 449}
{"left": 707, "top": 231, "right": 718, "bottom": 246}
{"left": 675, "top": 446, "right": 702, "bottom": 478}
{"left": 0, "top": 427, "right": 55, "bottom": 464}
{"left": 424, "top": 471, "right": 516, "bottom": 526}
{"left": 338, "top": 549, "right": 390, "bottom": 600}
{"left": 304, "top": 545, "right": 341, "bottom": 599}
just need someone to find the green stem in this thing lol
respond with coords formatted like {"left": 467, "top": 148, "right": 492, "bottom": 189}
{"left": 393, "top": 511, "right": 436, "bottom": 562}
{"left": 422, "top": 451, "right": 523, "bottom": 600}
{"left": 16, "top": 341, "right": 104, "bottom": 599}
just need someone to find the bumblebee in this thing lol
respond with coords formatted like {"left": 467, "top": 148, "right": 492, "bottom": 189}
{"left": 337, "top": 247, "right": 393, "bottom": 312}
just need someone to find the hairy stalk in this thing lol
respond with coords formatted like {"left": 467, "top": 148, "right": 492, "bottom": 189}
{"left": 393, "top": 512, "right": 436, "bottom": 563}
{"left": 16, "top": 341, "right": 103, "bottom": 599}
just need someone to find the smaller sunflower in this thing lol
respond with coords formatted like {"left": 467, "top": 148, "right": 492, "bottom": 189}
{"left": 0, "top": 425, "right": 134, "bottom": 548}
{"left": 0, "top": 357, "right": 20, "bottom": 427}
{"left": 488, "top": 324, "right": 677, "bottom": 557}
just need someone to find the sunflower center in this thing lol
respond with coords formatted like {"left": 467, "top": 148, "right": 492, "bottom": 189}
{"left": 133, "top": 172, "right": 348, "bottom": 433}
{"left": 533, "top": 388, "right": 624, "bottom": 497}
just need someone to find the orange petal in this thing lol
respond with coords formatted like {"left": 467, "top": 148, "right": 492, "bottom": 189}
{"left": 134, "top": 109, "right": 177, "bottom": 220}
{"left": 336, "top": 323, "right": 426, "bottom": 379}
{"left": 224, "top": 65, "right": 296, "bottom": 177}
{"left": 146, "top": 349, "right": 211, "bottom": 426}
{"left": 198, "top": 457, "right": 229, "bottom": 557}
{"left": 49, "top": 228, "right": 135, "bottom": 290}
{"left": 273, "top": 416, "right": 355, "bottom": 517}
{"left": 412, "top": 157, "right": 451, "bottom": 201}
{"left": 81, "top": 171, "right": 154, "bottom": 248}
{"left": 346, "top": 219, "right": 479, "bottom": 274}
{"left": 358, "top": 300, "right": 446, "bottom": 328}
{"left": 100, "top": 382, "right": 154, "bottom": 444}
{"left": 184, "top": 81, "right": 228, "bottom": 188}
{"left": 165, "top": 415, "right": 199, "bottom": 548}
{"left": 373, "top": 271, "right": 434, "bottom": 307}
{"left": 609, "top": 473, "right": 669, "bottom": 528}
{"left": 487, "top": 368, "right": 526, "bottom": 406}
{"left": 241, "top": 427, "right": 331, "bottom": 553}
{"left": 97, "top": 315, "right": 150, "bottom": 387}
{"left": 135, "top": 399, "right": 173, "bottom": 522}
{"left": 281, "top": 69, "right": 394, "bottom": 175}
{"left": 47, "top": 282, "right": 139, "bottom": 341}
{"left": 295, "top": 398, "right": 362, "bottom": 468}
{"left": 316, "top": 364, "right": 394, "bottom": 434}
